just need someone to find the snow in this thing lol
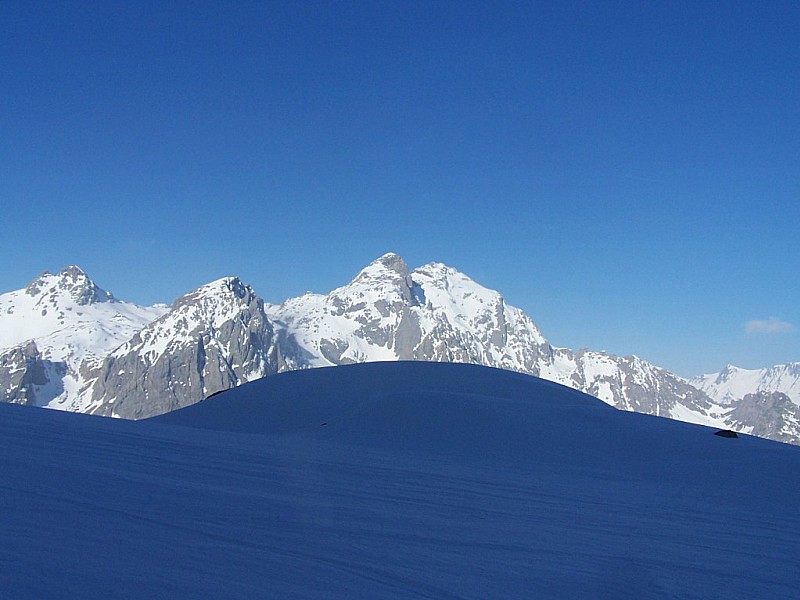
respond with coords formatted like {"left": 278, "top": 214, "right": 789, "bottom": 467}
{"left": 2, "top": 361, "right": 798, "bottom": 598}
{"left": 415, "top": 263, "right": 504, "bottom": 329}
{"left": 694, "top": 363, "right": 800, "bottom": 406}
{"left": 669, "top": 401, "right": 727, "bottom": 429}
{"left": 578, "top": 351, "right": 620, "bottom": 381}
{"left": 412, "top": 261, "right": 547, "bottom": 349}
{"left": 109, "top": 277, "right": 257, "bottom": 366}
{"left": 268, "top": 255, "right": 548, "bottom": 371}
{"left": 4, "top": 258, "right": 799, "bottom": 444}
{"left": 0, "top": 287, "right": 164, "bottom": 360}
{"left": 0, "top": 270, "right": 168, "bottom": 410}
{"left": 270, "top": 290, "right": 400, "bottom": 366}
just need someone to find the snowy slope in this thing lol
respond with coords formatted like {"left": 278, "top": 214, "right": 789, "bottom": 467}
{"left": 0, "top": 267, "right": 167, "bottom": 410}
{"left": 3, "top": 362, "right": 799, "bottom": 598}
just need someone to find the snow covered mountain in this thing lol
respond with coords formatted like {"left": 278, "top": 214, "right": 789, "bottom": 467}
{"left": 0, "top": 266, "right": 167, "bottom": 411}
{"left": 1, "top": 255, "right": 798, "bottom": 444}
{"left": 689, "top": 363, "right": 800, "bottom": 444}
{"left": 268, "top": 253, "right": 718, "bottom": 426}
{"left": 691, "top": 362, "right": 800, "bottom": 405}
{"left": 267, "top": 253, "right": 551, "bottom": 371}
{"left": 89, "top": 277, "right": 285, "bottom": 419}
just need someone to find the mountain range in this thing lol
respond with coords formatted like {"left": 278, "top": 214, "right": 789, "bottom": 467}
{"left": 2, "top": 253, "right": 799, "bottom": 443}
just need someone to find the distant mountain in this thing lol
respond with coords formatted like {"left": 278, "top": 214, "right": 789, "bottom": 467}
{"left": 1, "top": 255, "right": 798, "bottom": 444}
{"left": 89, "top": 277, "right": 284, "bottom": 419}
{"left": 267, "top": 254, "right": 718, "bottom": 424}
{"left": 691, "top": 363, "right": 800, "bottom": 405}
{"left": 267, "top": 254, "right": 551, "bottom": 371}
{"left": 690, "top": 363, "right": 800, "bottom": 444}
{"left": 0, "top": 266, "right": 167, "bottom": 411}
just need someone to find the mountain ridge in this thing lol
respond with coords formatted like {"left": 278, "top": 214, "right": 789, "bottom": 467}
{"left": 1, "top": 254, "right": 798, "bottom": 443}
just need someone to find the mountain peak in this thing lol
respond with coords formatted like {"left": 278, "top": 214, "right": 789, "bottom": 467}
{"left": 198, "top": 276, "right": 249, "bottom": 297}
{"left": 58, "top": 264, "right": 88, "bottom": 278}
{"left": 344, "top": 253, "right": 412, "bottom": 293}
{"left": 364, "top": 253, "right": 410, "bottom": 277}
{"left": 717, "top": 364, "right": 743, "bottom": 380}
{"left": 173, "top": 276, "right": 256, "bottom": 310}
{"left": 25, "top": 265, "right": 113, "bottom": 305}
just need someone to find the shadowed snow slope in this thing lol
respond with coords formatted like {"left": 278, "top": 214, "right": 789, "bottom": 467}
{"left": 3, "top": 362, "right": 799, "bottom": 599}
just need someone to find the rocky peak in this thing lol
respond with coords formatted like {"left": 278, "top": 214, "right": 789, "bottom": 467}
{"left": 172, "top": 277, "right": 256, "bottom": 311}
{"left": 335, "top": 253, "right": 417, "bottom": 307}
{"left": 25, "top": 266, "right": 113, "bottom": 306}
{"left": 727, "top": 390, "right": 800, "bottom": 444}
{"left": 351, "top": 253, "right": 410, "bottom": 283}
{"left": 90, "top": 275, "right": 277, "bottom": 419}
{"left": 411, "top": 261, "right": 452, "bottom": 282}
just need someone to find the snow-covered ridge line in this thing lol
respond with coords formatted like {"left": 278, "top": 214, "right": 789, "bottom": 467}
{"left": 1, "top": 254, "right": 799, "bottom": 444}
{"left": 691, "top": 363, "right": 800, "bottom": 405}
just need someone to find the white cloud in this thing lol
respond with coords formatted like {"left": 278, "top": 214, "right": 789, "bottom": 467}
{"left": 744, "top": 318, "right": 795, "bottom": 335}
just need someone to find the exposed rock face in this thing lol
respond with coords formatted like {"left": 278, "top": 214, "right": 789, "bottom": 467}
{"left": 553, "top": 350, "right": 716, "bottom": 418}
{"left": 726, "top": 391, "right": 800, "bottom": 444}
{"left": 714, "top": 429, "right": 738, "bottom": 438}
{"left": 90, "top": 278, "right": 280, "bottom": 419}
{"left": 24, "top": 265, "right": 115, "bottom": 307}
{"left": 0, "top": 267, "right": 168, "bottom": 411}
{"left": 0, "top": 342, "right": 48, "bottom": 405}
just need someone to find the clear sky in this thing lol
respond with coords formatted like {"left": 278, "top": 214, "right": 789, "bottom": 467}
{"left": 1, "top": 1, "right": 798, "bottom": 377}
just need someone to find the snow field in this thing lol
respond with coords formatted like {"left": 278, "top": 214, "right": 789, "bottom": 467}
{"left": 3, "top": 362, "right": 798, "bottom": 598}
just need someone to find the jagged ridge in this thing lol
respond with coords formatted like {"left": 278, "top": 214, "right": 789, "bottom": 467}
{"left": 1, "top": 256, "right": 799, "bottom": 443}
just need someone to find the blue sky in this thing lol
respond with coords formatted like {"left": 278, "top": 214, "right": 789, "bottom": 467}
{"left": 1, "top": 1, "right": 798, "bottom": 376}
